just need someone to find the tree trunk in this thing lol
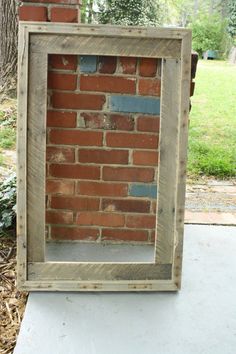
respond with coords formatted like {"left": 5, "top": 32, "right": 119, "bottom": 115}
{"left": 0, "top": 0, "right": 18, "bottom": 99}
{"left": 229, "top": 47, "right": 236, "bottom": 65}
{"left": 88, "top": 0, "right": 94, "bottom": 23}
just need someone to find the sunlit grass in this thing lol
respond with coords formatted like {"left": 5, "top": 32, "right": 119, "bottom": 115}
{"left": 188, "top": 60, "right": 236, "bottom": 178}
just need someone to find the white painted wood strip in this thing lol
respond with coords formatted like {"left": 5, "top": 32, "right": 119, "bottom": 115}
{"left": 27, "top": 52, "right": 47, "bottom": 262}
{"left": 155, "top": 58, "right": 181, "bottom": 264}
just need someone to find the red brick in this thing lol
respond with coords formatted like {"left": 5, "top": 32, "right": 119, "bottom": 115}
{"left": 138, "top": 78, "right": 161, "bottom": 96}
{"left": 46, "top": 210, "right": 73, "bottom": 224}
{"left": 19, "top": 6, "right": 47, "bottom": 21}
{"left": 152, "top": 201, "right": 157, "bottom": 213}
{"left": 102, "top": 229, "right": 148, "bottom": 242}
{"left": 80, "top": 75, "right": 136, "bottom": 94}
{"left": 46, "top": 146, "right": 75, "bottom": 163}
{"left": 103, "top": 167, "right": 154, "bottom": 182}
{"left": 151, "top": 230, "right": 156, "bottom": 242}
{"left": 77, "top": 181, "right": 128, "bottom": 197}
{"left": 80, "top": 112, "right": 134, "bottom": 131}
{"left": 98, "top": 56, "right": 117, "bottom": 74}
{"left": 76, "top": 212, "right": 125, "bottom": 227}
{"left": 102, "top": 199, "right": 150, "bottom": 213}
{"left": 120, "top": 57, "right": 137, "bottom": 74}
{"left": 139, "top": 58, "right": 157, "bottom": 77}
{"left": 46, "top": 180, "right": 74, "bottom": 195}
{"left": 51, "top": 226, "right": 99, "bottom": 241}
{"left": 137, "top": 116, "right": 160, "bottom": 132}
{"left": 133, "top": 151, "right": 158, "bottom": 166}
{"left": 52, "top": 92, "right": 106, "bottom": 110}
{"left": 49, "top": 55, "right": 77, "bottom": 70}
{"left": 78, "top": 149, "right": 129, "bottom": 164}
{"left": 49, "top": 129, "right": 103, "bottom": 146}
{"left": 51, "top": 196, "right": 99, "bottom": 210}
{"left": 49, "top": 164, "right": 100, "bottom": 179}
{"left": 47, "top": 111, "right": 77, "bottom": 128}
{"left": 110, "top": 114, "right": 135, "bottom": 131}
{"left": 48, "top": 72, "right": 77, "bottom": 90}
{"left": 126, "top": 215, "right": 156, "bottom": 228}
{"left": 106, "top": 132, "right": 158, "bottom": 149}
{"left": 51, "top": 7, "right": 78, "bottom": 22}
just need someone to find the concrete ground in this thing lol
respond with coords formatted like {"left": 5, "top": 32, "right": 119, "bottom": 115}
{"left": 185, "top": 180, "right": 236, "bottom": 225}
{"left": 14, "top": 225, "right": 236, "bottom": 354}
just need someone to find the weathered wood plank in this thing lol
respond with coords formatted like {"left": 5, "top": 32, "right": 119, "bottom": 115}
{"left": 17, "top": 22, "right": 191, "bottom": 291}
{"left": 29, "top": 35, "right": 181, "bottom": 59}
{"left": 27, "top": 52, "right": 47, "bottom": 262}
{"left": 173, "top": 32, "right": 192, "bottom": 289}
{"left": 19, "top": 279, "right": 178, "bottom": 292}
{"left": 155, "top": 58, "right": 181, "bottom": 264}
{"left": 23, "top": 21, "right": 190, "bottom": 40}
{"left": 28, "top": 262, "right": 172, "bottom": 281}
{"left": 17, "top": 24, "right": 29, "bottom": 287}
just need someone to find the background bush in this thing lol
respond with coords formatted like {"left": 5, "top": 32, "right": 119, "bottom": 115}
{"left": 0, "top": 173, "right": 16, "bottom": 234}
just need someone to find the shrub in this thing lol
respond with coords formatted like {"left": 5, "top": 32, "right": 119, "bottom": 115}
{"left": 191, "top": 15, "right": 227, "bottom": 57}
{"left": 0, "top": 173, "right": 16, "bottom": 234}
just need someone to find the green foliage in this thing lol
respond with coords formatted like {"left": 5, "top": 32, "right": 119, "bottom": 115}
{"left": 0, "top": 106, "right": 17, "bottom": 128}
{"left": 0, "top": 173, "right": 16, "bottom": 233}
{"left": 228, "top": 0, "right": 236, "bottom": 37}
{"left": 0, "top": 127, "right": 16, "bottom": 149}
{"left": 97, "top": 0, "right": 162, "bottom": 26}
{"left": 81, "top": 0, "right": 94, "bottom": 23}
{"left": 191, "top": 15, "right": 227, "bottom": 56}
{"left": 0, "top": 105, "right": 16, "bottom": 150}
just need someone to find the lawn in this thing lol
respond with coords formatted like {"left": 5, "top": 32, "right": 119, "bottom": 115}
{"left": 188, "top": 60, "right": 236, "bottom": 178}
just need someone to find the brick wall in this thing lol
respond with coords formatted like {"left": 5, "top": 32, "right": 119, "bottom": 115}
{"left": 19, "top": 1, "right": 197, "bottom": 244}
{"left": 46, "top": 55, "right": 160, "bottom": 243}
{"left": 19, "top": 0, "right": 81, "bottom": 23}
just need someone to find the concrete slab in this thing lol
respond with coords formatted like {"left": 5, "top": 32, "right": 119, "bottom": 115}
{"left": 185, "top": 211, "right": 236, "bottom": 225}
{"left": 46, "top": 242, "right": 155, "bottom": 262}
{"left": 14, "top": 225, "right": 236, "bottom": 354}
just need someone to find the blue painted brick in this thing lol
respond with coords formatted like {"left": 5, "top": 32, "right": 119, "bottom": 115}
{"left": 80, "top": 56, "right": 97, "bottom": 73}
{"left": 110, "top": 95, "right": 160, "bottom": 115}
{"left": 130, "top": 184, "right": 158, "bottom": 199}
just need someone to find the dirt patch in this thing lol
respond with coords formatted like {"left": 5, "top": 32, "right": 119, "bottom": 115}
{"left": 0, "top": 236, "right": 28, "bottom": 354}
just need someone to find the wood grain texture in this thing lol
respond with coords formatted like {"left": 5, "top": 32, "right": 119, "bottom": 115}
{"left": 173, "top": 32, "right": 192, "bottom": 289}
{"left": 30, "top": 35, "right": 181, "bottom": 59}
{"left": 19, "top": 280, "right": 178, "bottom": 292}
{"left": 17, "top": 24, "right": 29, "bottom": 287}
{"left": 28, "top": 262, "right": 172, "bottom": 281}
{"left": 17, "top": 22, "right": 192, "bottom": 291}
{"left": 155, "top": 59, "right": 181, "bottom": 264}
{"left": 23, "top": 21, "right": 189, "bottom": 40}
{"left": 27, "top": 52, "right": 47, "bottom": 262}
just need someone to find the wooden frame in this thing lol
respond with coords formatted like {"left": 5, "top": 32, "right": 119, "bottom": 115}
{"left": 17, "top": 22, "right": 191, "bottom": 292}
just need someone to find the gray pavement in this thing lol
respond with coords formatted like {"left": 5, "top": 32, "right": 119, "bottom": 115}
{"left": 14, "top": 225, "right": 236, "bottom": 354}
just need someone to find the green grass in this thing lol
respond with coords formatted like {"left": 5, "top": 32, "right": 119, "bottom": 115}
{"left": 0, "top": 127, "right": 16, "bottom": 149}
{"left": 188, "top": 60, "right": 236, "bottom": 178}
